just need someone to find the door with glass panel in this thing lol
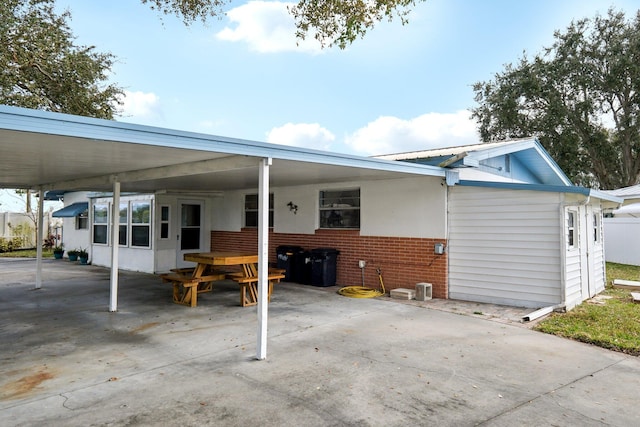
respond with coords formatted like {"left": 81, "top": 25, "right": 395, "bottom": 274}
{"left": 176, "top": 201, "right": 203, "bottom": 268}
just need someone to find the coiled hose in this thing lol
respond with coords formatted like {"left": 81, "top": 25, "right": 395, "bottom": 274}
{"left": 338, "top": 267, "right": 386, "bottom": 298}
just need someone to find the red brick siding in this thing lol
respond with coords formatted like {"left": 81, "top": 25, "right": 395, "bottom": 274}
{"left": 210, "top": 229, "right": 448, "bottom": 298}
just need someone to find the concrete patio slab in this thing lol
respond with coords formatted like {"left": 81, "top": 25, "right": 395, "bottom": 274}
{"left": 1, "top": 258, "right": 639, "bottom": 426}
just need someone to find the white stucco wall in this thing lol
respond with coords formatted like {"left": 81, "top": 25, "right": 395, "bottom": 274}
{"left": 212, "top": 176, "right": 447, "bottom": 238}
{"left": 60, "top": 191, "right": 91, "bottom": 256}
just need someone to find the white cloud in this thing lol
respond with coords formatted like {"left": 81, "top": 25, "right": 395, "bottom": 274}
{"left": 118, "top": 90, "right": 164, "bottom": 125}
{"left": 345, "top": 111, "right": 480, "bottom": 156}
{"left": 267, "top": 123, "right": 335, "bottom": 150}
{"left": 216, "top": 1, "right": 322, "bottom": 54}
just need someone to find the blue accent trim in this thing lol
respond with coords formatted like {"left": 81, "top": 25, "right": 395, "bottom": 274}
{"left": 457, "top": 180, "right": 623, "bottom": 203}
{"left": 52, "top": 202, "right": 88, "bottom": 217}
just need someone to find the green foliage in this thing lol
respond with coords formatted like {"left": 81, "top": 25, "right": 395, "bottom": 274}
{"left": 472, "top": 9, "right": 640, "bottom": 189}
{"left": 0, "top": 237, "right": 23, "bottom": 253}
{"left": 140, "top": 0, "right": 424, "bottom": 49}
{"left": 0, "top": 0, "right": 123, "bottom": 118}
{"left": 290, "top": 0, "right": 423, "bottom": 49}
{"left": 534, "top": 262, "right": 640, "bottom": 355}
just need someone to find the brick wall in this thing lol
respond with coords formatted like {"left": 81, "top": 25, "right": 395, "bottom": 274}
{"left": 211, "top": 229, "right": 448, "bottom": 298}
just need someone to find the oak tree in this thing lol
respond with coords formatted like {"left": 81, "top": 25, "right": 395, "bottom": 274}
{"left": 472, "top": 9, "right": 640, "bottom": 189}
{"left": 141, "top": 0, "right": 425, "bottom": 49}
{"left": 1, "top": 0, "right": 123, "bottom": 119}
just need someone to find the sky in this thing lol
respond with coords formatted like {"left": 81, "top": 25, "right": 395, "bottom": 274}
{"left": 1, "top": 0, "right": 638, "bottom": 211}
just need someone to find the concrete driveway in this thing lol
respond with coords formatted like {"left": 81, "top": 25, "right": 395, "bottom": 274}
{"left": 1, "top": 258, "right": 639, "bottom": 426}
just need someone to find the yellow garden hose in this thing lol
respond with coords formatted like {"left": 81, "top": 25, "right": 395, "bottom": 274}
{"left": 338, "top": 267, "right": 386, "bottom": 298}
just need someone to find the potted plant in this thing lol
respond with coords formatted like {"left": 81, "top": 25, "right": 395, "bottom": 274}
{"left": 78, "top": 248, "right": 89, "bottom": 265}
{"left": 53, "top": 245, "right": 64, "bottom": 260}
{"left": 67, "top": 249, "right": 79, "bottom": 262}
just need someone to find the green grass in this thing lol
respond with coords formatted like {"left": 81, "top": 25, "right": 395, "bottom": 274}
{"left": 0, "top": 248, "right": 55, "bottom": 258}
{"left": 534, "top": 262, "right": 640, "bottom": 356}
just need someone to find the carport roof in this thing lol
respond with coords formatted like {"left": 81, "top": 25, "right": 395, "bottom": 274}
{"left": 0, "top": 106, "right": 445, "bottom": 193}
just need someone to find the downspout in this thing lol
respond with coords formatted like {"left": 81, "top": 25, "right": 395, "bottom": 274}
{"left": 523, "top": 194, "right": 591, "bottom": 322}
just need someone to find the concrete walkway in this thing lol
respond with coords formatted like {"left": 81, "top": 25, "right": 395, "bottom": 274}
{"left": 1, "top": 258, "right": 639, "bottom": 426}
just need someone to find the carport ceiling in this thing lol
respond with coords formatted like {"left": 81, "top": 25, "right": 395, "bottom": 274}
{"left": 0, "top": 106, "right": 445, "bottom": 193}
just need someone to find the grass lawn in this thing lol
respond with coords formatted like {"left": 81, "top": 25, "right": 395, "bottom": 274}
{"left": 534, "top": 262, "right": 640, "bottom": 356}
{"left": 0, "top": 248, "right": 54, "bottom": 258}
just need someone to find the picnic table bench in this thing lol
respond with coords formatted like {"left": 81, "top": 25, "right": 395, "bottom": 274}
{"left": 160, "top": 252, "right": 285, "bottom": 308}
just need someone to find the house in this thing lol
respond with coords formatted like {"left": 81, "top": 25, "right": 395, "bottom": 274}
{"left": 1, "top": 106, "right": 624, "bottom": 358}
{"left": 602, "top": 184, "right": 640, "bottom": 266}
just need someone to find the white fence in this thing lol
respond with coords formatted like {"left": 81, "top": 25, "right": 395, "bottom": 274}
{"left": 604, "top": 217, "right": 640, "bottom": 266}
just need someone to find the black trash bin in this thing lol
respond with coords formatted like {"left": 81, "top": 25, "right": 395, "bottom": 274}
{"left": 276, "top": 245, "right": 304, "bottom": 282}
{"left": 310, "top": 248, "right": 340, "bottom": 287}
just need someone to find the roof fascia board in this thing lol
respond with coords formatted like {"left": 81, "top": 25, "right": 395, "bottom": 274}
{"left": 0, "top": 105, "right": 445, "bottom": 179}
{"left": 457, "top": 180, "right": 623, "bottom": 203}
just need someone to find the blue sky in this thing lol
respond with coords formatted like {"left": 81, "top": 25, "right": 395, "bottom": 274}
{"left": 43, "top": 0, "right": 638, "bottom": 155}
{"left": 48, "top": 0, "right": 638, "bottom": 156}
{"left": 1, "top": 0, "right": 638, "bottom": 211}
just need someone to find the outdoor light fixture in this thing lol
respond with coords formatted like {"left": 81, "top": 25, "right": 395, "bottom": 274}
{"left": 287, "top": 201, "right": 298, "bottom": 214}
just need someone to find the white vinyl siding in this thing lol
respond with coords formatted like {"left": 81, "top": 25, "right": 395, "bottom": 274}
{"left": 448, "top": 187, "right": 563, "bottom": 308}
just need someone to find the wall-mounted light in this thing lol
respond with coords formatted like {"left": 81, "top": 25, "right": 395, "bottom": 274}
{"left": 287, "top": 201, "right": 298, "bottom": 215}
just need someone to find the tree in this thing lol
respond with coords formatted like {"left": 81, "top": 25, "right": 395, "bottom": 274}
{"left": 1, "top": 0, "right": 123, "bottom": 118}
{"left": 141, "top": 0, "right": 425, "bottom": 49}
{"left": 471, "top": 9, "right": 640, "bottom": 190}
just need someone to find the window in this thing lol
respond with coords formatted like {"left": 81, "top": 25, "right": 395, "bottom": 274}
{"left": 119, "top": 203, "right": 128, "bottom": 246}
{"left": 567, "top": 211, "right": 576, "bottom": 249}
{"left": 319, "top": 189, "right": 360, "bottom": 229}
{"left": 160, "top": 205, "right": 170, "bottom": 239}
{"left": 593, "top": 213, "right": 600, "bottom": 243}
{"left": 244, "top": 193, "right": 274, "bottom": 227}
{"left": 131, "top": 202, "right": 151, "bottom": 247}
{"left": 93, "top": 204, "right": 109, "bottom": 244}
{"left": 180, "top": 204, "right": 201, "bottom": 250}
{"left": 76, "top": 210, "right": 88, "bottom": 230}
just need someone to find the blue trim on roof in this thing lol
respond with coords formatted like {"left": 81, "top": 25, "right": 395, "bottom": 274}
{"left": 0, "top": 105, "right": 445, "bottom": 178}
{"left": 52, "top": 202, "right": 88, "bottom": 217}
{"left": 457, "top": 180, "right": 623, "bottom": 203}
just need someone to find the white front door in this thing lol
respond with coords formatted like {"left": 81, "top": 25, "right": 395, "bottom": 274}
{"left": 176, "top": 200, "right": 204, "bottom": 268}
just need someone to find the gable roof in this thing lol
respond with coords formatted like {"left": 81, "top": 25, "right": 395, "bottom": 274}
{"left": 374, "top": 138, "right": 573, "bottom": 186}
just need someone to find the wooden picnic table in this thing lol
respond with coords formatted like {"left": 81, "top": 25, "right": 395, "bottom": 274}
{"left": 161, "top": 252, "right": 284, "bottom": 307}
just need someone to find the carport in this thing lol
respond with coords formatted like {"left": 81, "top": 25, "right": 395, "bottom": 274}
{"left": 0, "top": 105, "right": 444, "bottom": 359}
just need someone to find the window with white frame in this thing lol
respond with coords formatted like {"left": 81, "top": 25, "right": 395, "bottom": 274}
{"left": 593, "top": 212, "right": 600, "bottom": 243}
{"left": 319, "top": 188, "right": 360, "bottom": 229}
{"left": 76, "top": 210, "right": 88, "bottom": 230}
{"left": 131, "top": 202, "right": 151, "bottom": 247}
{"left": 567, "top": 210, "right": 576, "bottom": 249}
{"left": 244, "top": 193, "right": 274, "bottom": 227}
{"left": 93, "top": 204, "right": 109, "bottom": 244}
{"left": 160, "top": 205, "right": 170, "bottom": 239}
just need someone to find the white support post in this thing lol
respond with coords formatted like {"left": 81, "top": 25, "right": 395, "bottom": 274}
{"left": 256, "top": 157, "right": 271, "bottom": 360}
{"left": 35, "top": 189, "right": 44, "bottom": 289}
{"left": 109, "top": 179, "right": 120, "bottom": 312}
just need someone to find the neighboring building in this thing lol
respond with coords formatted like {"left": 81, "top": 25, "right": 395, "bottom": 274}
{"left": 53, "top": 138, "right": 621, "bottom": 310}
{"left": 603, "top": 185, "right": 640, "bottom": 266}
